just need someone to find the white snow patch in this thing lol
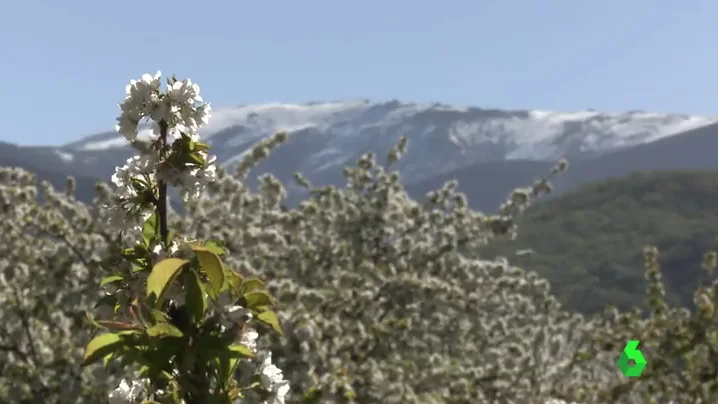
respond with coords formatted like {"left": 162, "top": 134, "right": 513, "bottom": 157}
{"left": 202, "top": 101, "right": 371, "bottom": 141}
{"left": 80, "top": 137, "right": 127, "bottom": 150}
{"left": 80, "top": 128, "right": 153, "bottom": 150}
{"left": 54, "top": 150, "right": 74, "bottom": 162}
{"left": 505, "top": 110, "right": 716, "bottom": 160}
{"left": 309, "top": 148, "right": 353, "bottom": 172}
{"left": 68, "top": 101, "right": 718, "bottom": 184}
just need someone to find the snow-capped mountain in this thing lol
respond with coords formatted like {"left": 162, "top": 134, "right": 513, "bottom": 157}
{"left": 4, "top": 100, "right": 718, "bottom": 213}
{"left": 62, "top": 100, "right": 716, "bottom": 186}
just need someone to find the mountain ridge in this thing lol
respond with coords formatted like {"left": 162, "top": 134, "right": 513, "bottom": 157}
{"left": 2, "top": 100, "right": 718, "bottom": 213}
{"left": 404, "top": 121, "right": 718, "bottom": 212}
{"left": 59, "top": 100, "right": 716, "bottom": 183}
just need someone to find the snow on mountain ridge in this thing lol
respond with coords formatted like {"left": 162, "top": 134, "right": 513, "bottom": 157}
{"left": 69, "top": 100, "right": 717, "bottom": 184}
{"left": 503, "top": 110, "right": 715, "bottom": 159}
{"left": 74, "top": 100, "right": 714, "bottom": 150}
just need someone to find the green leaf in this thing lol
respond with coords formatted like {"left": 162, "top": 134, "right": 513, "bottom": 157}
{"left": 138, "top": 365, "right": 150, "bottom": 378}
{"left": 199, "top": 314, "right": 223, "bottom": 335}
{"left": 142, "top": 212, "right": 158, "bottom": 246}
{"left": 85, "top": 311, "right": 100, "bottom": 329}
{"left": 131, "top": 301, "right": 156, "bottom": 327}
{"left": 188, "top": 152, "right": 205, "bottom": 166}
{"left": 82, "top": 332, "right": 129, "bottom": 366}
{"left": 256, "top": 311, "right": 284, "bottom": 336}
{"left": 131, "top": 178, "right": 146, "bottom": 193}
{"left": 223, "top": 270, "right": 244, "bottom": 295}
{"left": 186, "top": 270, "right": 207, "bottom": 325}
{"left": 118, "top": 350, "right": 142, "bottom": 370}
{"left": 123, "top": 245, "right": 150, "bottom": 272}
{"left": 100, "top": 275, "right": 124, "bottom": 287}
{"left": 192, "top": 246, "right": 225, "bottom": 296}
{"left": 215, "top": 343, "right": 253, "bottom": 390}
{"left": 102, "top": 353, "right": 114, "bottom": 369}
{"left": 194, "top": 142, "right": 211, "bottom": 152}
{"left": 134, "top": 244, "right": 149, "bottom": 255}
{"left": 228, "top": 343, "right": 255, "bottom": 358}
{"left": 204, "top": 239, "right": 228, "bottom": 256}
{"left": 98, "top": 256, "right": 122, "bottom": 274}
{"left": 242, "top": 291, "right": 273, "bottom": 310}
{"left": 218, "top": 355, "right": 239, "bottom": 390}
{"left": 94, "top": 294, "right": 118, "bottom": 309}
{"left": 303, "top": 387, "right": 323, "bottom": 403}
{"left": 239, "top": 278, "right": 265, "bottom": 295}
{"left": 146, "top": 323, "right": 184, "bottom": 338}
{"left": 94, "top": 320, "right": 140, "bottom": 332}
{"left": 146, "top": 258, "right": 189, "bottom": 305}
{"left": 143, "top": 340, "right": 184, "bottom": 373}
{"left": 150, "top": 309, "right": 168, "bottom": 324}
{"left": 131, "top": 263, "right": 147, "bottom": 273}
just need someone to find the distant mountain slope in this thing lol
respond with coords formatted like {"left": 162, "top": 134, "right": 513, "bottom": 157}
{"left": 481, "top": 171, "right": 718, "bottom": 314}
{"left": 0, "top": 141, "right": 100, "bottom": 203}
{"left": 405, "top": 122, "right": 718, "bottom": 213}
{"left": 57, "top": 100, "right": 715, "bottom": 187}
{"left": 2, "top": 101, "right": 718, "bottom": 213}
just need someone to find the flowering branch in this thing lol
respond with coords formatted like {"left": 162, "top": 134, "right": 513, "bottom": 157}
{"left": 82, "top": 71, "right": 288, "bottom": 404}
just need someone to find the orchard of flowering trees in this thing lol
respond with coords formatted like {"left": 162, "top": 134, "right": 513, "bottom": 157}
{"left": 2, "top": 72, "right": 718, "bottom": 403}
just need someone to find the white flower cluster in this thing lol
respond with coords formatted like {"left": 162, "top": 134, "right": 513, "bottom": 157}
{"left": 116, "top": 71, "right": 211, "bottom": 144}
{"left": 107, "top": 71, "right": 217, "bottom": 230}
{"left": 161, "top": 152, "right": 218, "bottom": 203}
{"left": 256, "top": 352, "right": 290, "bottom": 404}
{"left": 0, "top": 168, "right": 125, "bottom": 402}
{"left": 220, "top": 305, "right": 290, "bottom": 403}
{"left": 176, "top": 139, "right": 616, "bottom": 403}
{"left": 107, "top": 155, "right": 158, "bottom": 229}
{"left": 107, "top": 379, "right": 147, "bottom": 404}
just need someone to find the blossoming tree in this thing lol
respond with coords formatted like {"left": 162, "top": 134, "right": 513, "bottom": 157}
{"left": 3, "top": 71, "right": 718, "bottom": 403}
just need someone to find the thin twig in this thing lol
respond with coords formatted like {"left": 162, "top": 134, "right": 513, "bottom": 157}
{"left": 157, "top": 120, "right": 170, "bottom": 245}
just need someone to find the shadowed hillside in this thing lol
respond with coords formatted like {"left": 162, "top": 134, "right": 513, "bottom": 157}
{"left": 481, "top": 170, "right": 718, "bottom": 313}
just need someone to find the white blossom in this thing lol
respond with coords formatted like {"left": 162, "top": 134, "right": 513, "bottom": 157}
{"left": 240, "top": 327, "right": 259, "bottom": 353}
{"left": 257, "top": 351, "right": 290, "bottom": 404}
{"left": 112, "top": 71, "right": 216, "bottom": 207}
{"left": 107, "top": 379, "right": 147, "bottom": 404}
{"left": 166, "top": 78, "right": 202, "bottom": 105}
{"left": 110, "top": 154, "right": 158, "bottom": 199}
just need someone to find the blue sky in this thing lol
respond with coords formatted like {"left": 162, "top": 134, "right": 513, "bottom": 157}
{"left": 2, "top": 0, "right": 717, "bottom": 145}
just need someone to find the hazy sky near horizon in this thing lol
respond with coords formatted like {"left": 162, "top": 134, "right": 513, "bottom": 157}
{"left": 2, "top": 0, "right": 718, "bottom": 145}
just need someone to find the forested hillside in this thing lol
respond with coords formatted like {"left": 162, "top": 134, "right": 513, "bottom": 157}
{"left": 483, "top": 170, "right": 718, "bottom": 313}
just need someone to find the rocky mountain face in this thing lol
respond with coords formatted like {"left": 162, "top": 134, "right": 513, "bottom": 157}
{"left": 2, "top": 100, "right": 717, "bottom": 212}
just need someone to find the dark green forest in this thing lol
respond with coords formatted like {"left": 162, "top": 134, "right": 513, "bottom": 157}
{"left": 482, "top": 170, "right": 718, "bottom": 314}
